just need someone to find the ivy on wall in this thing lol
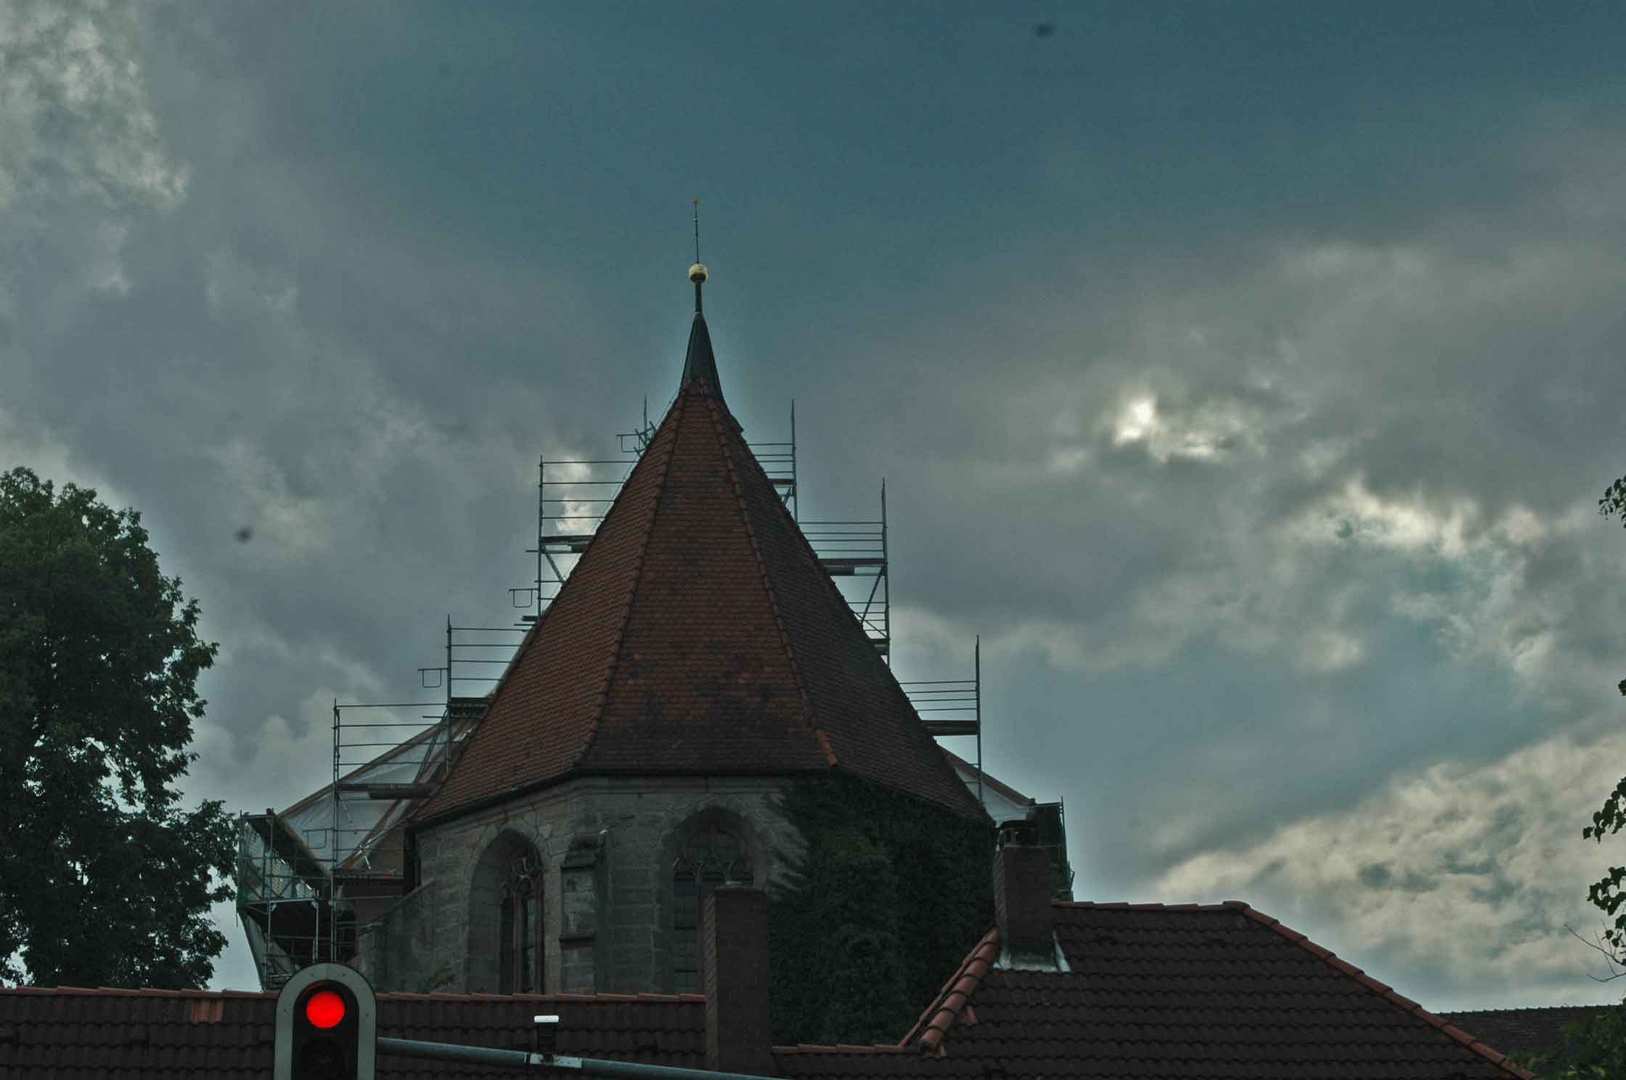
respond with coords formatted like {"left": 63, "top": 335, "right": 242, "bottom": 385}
{"left": 767, "top": 773, "right": 994, "bottom": 1045}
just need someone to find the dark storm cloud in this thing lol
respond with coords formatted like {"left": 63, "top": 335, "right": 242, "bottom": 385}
{"left": 5, "top": 0, "right": 1626, "bottom": 1005}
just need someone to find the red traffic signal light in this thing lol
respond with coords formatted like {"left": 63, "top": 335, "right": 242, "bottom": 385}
{"left": 293, "top": 982, "right": 358, "bottom": 1079}
{"left": 305, "top": 989, "right": 347, "bottom": 1030}
{"left": 275, "top": 964, "right": 376, "bottom": 1080}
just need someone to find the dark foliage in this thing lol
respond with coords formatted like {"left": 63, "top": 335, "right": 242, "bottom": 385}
{"left": 1586, "top": 474, "right": 1626, "bottom": 957}
{"left": 0, "top": 468, "right": 234, "bottom": 988}
{"left": 767, "top": 772, "right": 993, "bottom": 1045}
{"left": 1585, "top": 473, "right": 1626, "bottom": 961}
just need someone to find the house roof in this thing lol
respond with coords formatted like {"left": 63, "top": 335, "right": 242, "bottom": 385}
{"left": 415, "top": 306, "right": 984, "bottom": 825}
{"left": 0, "top": 985, "right": 704, "bottom": 1079}
{"left": 881, "top": 900, "right": 1535, "bottom": 1080}
{"left": 6, "top": 900, "right": 1542, "bottom": 1079}
{"left": 1441, "top": 1005, "right": 1618, "bottom": 1060}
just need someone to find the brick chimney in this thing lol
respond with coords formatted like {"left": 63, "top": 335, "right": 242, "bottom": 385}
{"left": 701, "top": 886, "right": 775, "bottom": 1075}
{"left": 994, "top": 824, "right": 1056, "bottom": 968}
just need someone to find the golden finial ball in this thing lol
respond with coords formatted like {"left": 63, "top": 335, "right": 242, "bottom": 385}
{"left": 689, "top": 262, "right": 709, "bottom": 284}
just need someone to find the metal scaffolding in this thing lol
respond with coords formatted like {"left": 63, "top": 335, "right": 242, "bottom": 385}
{"left": 235, "top": 711, "right": 454, "bottom": 988}
{"left": 235, "top": 614, "right": 511, "bottom": 988}
{"left": 514, "top": 404, "right": 892, "bottom": 656}
{"left": 237, "top": 397, "right": 1000, "bottom": 989}
{"left": 901, "top": 636, "right": 981, "bottom": 806}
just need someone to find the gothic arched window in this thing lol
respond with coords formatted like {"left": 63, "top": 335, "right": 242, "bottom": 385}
{"left": 498, "top": 847, "right": 544, "bottom": 993}
{"left": 671, "top": 823, "right": 752, "bottom": 993}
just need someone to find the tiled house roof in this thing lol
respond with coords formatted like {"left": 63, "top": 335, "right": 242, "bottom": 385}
{"left": 416, "top": 311, "right": 983, "bottom": 825}
{"left": 1442, "top": 1005, "right": 1617, "bottom": 1061}
{"left": 5, "top": 900, "right": 1541, "bottom": 1079}
{"left": 0, "top": 985, "right": 704, "bottom": 1079}
{"left": 878, "top": 900, "right": 1535, "bottom": 1080}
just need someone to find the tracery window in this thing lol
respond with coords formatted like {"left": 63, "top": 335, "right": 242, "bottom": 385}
{"left": 671, "top": 824, "right": 752, "bottom": 993}
{"left": 498, "top": 848, "right": 544, "bottom": 994}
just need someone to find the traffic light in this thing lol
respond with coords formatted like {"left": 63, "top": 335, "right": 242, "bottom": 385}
{"left": 274, "top": 962, "right": 377, "bottom": 1080}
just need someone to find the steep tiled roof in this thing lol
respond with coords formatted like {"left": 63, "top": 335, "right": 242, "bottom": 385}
{"left": 1442, "top": 1005, "right": 1617, "bottom": 1060}
{"left": 0, "top": 985, "right": 704, "bottom": 1078}
{"left": 416, "top": 312, "right": 983, "bottom": 824}
{"left": 870, "top": 900, "right": 1535, "bottom": 1080}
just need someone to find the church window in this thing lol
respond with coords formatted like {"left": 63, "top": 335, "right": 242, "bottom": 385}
{"left": 671, "top": 825, "right": 752, "bottom": 993}
{"left": 497, "top": 848, "right": 544, "bottom": 993}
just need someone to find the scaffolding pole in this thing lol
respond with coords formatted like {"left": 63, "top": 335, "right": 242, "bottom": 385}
{"left": 329, "top": 699, "right": 339, "bottom": 962}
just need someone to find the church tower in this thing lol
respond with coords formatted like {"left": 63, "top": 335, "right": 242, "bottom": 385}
{"left": 360, "top": 264, "right": 987, "bottom": 995}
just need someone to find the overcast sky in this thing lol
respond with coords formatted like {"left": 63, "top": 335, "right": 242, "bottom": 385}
{"left": 7, "top": 0, "right": 1626, "bottom": 1011}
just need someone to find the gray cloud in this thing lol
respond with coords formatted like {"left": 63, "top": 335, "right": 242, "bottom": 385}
{"left": 4, "top": 2, "right": 1626, "bottom": 1010}
{"left": 1158, "top": 728, "right": 1626, "bottom": 1010}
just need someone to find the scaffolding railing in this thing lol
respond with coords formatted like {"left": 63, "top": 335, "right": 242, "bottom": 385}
{"left": 514, "top": 404, "right": 802, "bottom": 628}
{"left": 801, "top": 484, "right": 889, "bottom": 655}
{"left": 512, "top": 404, "right": 892, "bottom": 658}
{"left": 617, "top": 399, "right": 797, "bottom": 513}
{"left": 901, "top": 636, "right": 982, "bottom": 807}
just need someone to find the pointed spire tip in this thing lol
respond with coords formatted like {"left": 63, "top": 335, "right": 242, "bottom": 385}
{"left": 681, "top": 199, "right": 718, "bottom": 392}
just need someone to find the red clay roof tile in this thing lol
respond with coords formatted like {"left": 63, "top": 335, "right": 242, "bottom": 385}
{"left": 902, "top": 927, "right": 1000, "bottom": 1054}
{"left": 1230, "top": 902, "right": 1535, "bottom": 1078}
{"left": 870, "top": 901, "right": 1536, "bottom": 1079}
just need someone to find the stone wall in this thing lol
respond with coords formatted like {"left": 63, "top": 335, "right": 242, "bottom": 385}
{"left": 354, "top": 775, "right": 803, "bottom": 994}
{"left": 352, "top": 878, "right": 442, "bottom": 992}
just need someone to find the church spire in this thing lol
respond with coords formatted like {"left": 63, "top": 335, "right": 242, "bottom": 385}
{"left": 680, "top": 298, "right": 720, "bottom": 397}
{"left": 681, "top": 198, "right": 721, "bottom": 396}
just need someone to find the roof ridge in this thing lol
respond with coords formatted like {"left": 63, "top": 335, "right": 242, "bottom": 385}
{"left": 705, "top": 396, "right": 832, "bottom": 766}
{"left": 940, "top": 747, "right": 1035, "bottom": 808}
{"left": 566, "top": 393, "right": 685, "bottom": 774}
{"left": 1054, "top": 899, "right": 1246, "bottom": 912}
{"left": 902, "top": 926, "right": 1000, "bottom": 1054}
{"left": 717, "top": 420, "right": 983, "bottom": 818}
{"left": 1443, "top": 1004, "right": 1619, "bottom": 1015}
{"left": 0, "top": 986, "right": 274, "bottom": 998}
{"left": 1233, "top": 903, "right": 1536, "bottom": 1080}
{"left": 409, "top": 412, "right": 682, "bottom": 827}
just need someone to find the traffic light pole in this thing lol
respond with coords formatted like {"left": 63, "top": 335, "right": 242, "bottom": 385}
{"left": 376, "top": 1036, "right": 785, "bottom": 1080}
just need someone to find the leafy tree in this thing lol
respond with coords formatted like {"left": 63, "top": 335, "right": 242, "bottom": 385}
{"left": 0, "top": 467, "right": 234, "bottom": 988}
{"left": 1584, "top": 475, "right": 1626, "bottom": 964}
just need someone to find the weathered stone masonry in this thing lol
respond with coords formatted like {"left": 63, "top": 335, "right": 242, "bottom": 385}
{"left": 357, "top": 776, "right": 802, "bottom": 994}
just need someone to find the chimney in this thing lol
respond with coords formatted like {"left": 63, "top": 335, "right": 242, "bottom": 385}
{"left": 701, "top": 886, "right": 775, "bottom": 1075}
{"left": 994, "top": 823, "right": 1056, "bottom": 968}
